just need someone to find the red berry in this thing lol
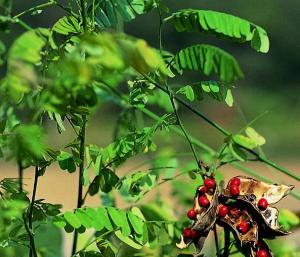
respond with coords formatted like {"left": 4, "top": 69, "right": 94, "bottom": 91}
{"left": 254, "top": 241, "right": 265, "bottom": 250}
{"left": 229, "top": 207, "right": 242, "bottom": 217}
{"left": 198, "top": 195, "right": 210, "bottom": 208}
{"left": 236, "top": 220, "right": 250, "bottom": 235}
{"left": 230, "top": 177, "right": 241, "bottom": 186}
{"left": 190, "top": 229, "right": 199, "bottom": 239}
{"left": 217, "top": 204, "right": 229, "bottom": 218}
{"left": 197, "top": 186, "right": 207, "bottom": 195}
{"left": 187, "top": 209, "right": 197, "bottom": 220}
{"left": 204, "top": 178, "right": 216, "bottom": 189}
{"left": 183, "top": 228, "right": 192, "bottom": 238}
{"left": 230, "top": 184, "right": 240, "bottom": 197}
{"left": 257, "top": 198, "right": 268, "bottom": 211}
{"left": 256, "top": 249, "right": 269, "bottom": 257}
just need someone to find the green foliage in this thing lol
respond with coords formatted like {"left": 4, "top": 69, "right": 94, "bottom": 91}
{"left": 0, "top": 1, "right": 297, "bottom": 257}
{"left": 166, "top": 9, "right": 269, "bottom": 53}
{"left": 177, "top": 81, "right": 234, "bottom": 106}
{"left": 172, "top": 44, "right": 244, "bottom": 82}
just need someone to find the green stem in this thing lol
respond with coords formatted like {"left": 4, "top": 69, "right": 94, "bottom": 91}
{"left": 18, "top": 160, "right": 23, "bottom": 193}
{"left": 80, "top": 0, "right": 87, "bottom": 32}
{"left": 223, "top": 228, "right": 231, "bottom": 257}
{"left": 71, "top": 115, "right": 87, "bottom": 256}
{"left": 143, "top": 74, "right": 300, "bottom": 181}
{"left": 23, "top": 214, "right": 38, "bottom": 257}
{"left": 28, "top": 166, "right": 39, "bottom": 257}
{"left": 213, "top": 224, "right": 220, "bottom": 255}
{"left": 98, "top": 81, "right": 300, "bottom": 200}
{"left": 13, "top": 1, "right": 57, "bottom": 19}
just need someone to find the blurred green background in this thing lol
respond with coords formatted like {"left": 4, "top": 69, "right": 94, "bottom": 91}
{"left": 2, "top": 0, "right": 299, "bottom": 159}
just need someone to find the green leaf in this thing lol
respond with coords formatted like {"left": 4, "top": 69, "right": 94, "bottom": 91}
{"left": 166, "top": 9, "right": 270, "bottom": 53}
{"left": 92, "top": 0, "right": 148, "bottom": 29}
{"left": 173, "top": 44, "right": 243, "bottom": 82}
{"left": 12, "top": 124, "right": 46, "bottom": 160}
{"left": 107, "top": 207, "right": 131, "bottom": 237}
{"left": 57, "top": 151, "right": 76, "bottom": 173}
{"left": 232, "top": 134, "right": 257, "bottom": 150}
{"left": 53, "top": 16, "right": 80, "bottom": 35}
{"left": 127, "top": 212, "right": 144, "bottom": 235}
{"left": 176, "top": 85, "right": 195, "bottom": 101}
{"left": 114, "top": 230, "right": 143, "bottom": 249}
{"left": 245, "top": 127, "right": 266, "bottom": 146}
{"left": 64, "top": 211, "right": 81, "bottom": 229}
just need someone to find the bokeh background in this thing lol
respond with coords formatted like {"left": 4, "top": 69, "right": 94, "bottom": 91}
{"left": 0, "top": 0, "right": 299, "bottom": 256}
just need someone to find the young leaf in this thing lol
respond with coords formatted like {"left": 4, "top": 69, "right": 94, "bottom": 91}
{"left": 173, "top": 44, "right": 244, "bottom": 82}
{"left": 245, "top": 127, "right": 266, "bottom": 146}
{"left": 114, "top": 230, "right": 143, "bottom": 249}
{"left": 64, "top": 211, "right": 81, "bottom": 229}
{"left": 166, "top": 9, "right": 269, "bottom": 53}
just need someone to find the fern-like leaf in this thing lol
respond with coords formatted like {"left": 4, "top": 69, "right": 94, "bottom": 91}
{"left": 91, "top": 0, "right": 151, "bottom": 28}
{"left": 172, "top": 44, "right": 244, "bottom": 82}
{"left": 165, "top": 9, "right": 269, "bottom": 53}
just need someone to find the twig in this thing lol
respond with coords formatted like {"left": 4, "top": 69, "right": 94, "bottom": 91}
{"left": 18, "top": 160, "right": 23, "bottom": 193}
{"left": 213, "top": 224, "right": 220, "bottom": 255}
{"left": 223, "top": 228, "right": 231, "bottom": 257}
{"left": 13, "top": 1, "right": 57, "bottom": 19}
{"left": 23, "top": 214, "right": 38, "bottom": 257}
{"left": 71, "top": 115, "right": 87, "bottom": 255}
{"left": 28, "top": 166, "right": 40, "bottom": 257}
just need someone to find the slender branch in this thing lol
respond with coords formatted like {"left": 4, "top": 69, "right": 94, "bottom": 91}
{"left": 13, "top": 1, "right": 57, "bottom": 19}
{"left": 213, "top": 224, "right": 220, "bottom": 255}
{"left": 18, "top": 160, "right": 23, "bottom": 193}
{"left": 142, "top": 74, "right": 300, "bottom": 181}
{"left": 23, "top": 214, "right": 38, "bottom": 257}
{"left": 80, "top": 0, "right": 87, "bottom": 32}
{"left": 223, "top": 228, "right": 231, "bottom": 257}
{"left": 166, "top": 86, "right": 201, "bottom": 171}
{"left": 98, "top": 81, "right": 300, "bottom": 200}
{"left": 71, "top": 115, "right": 87, "bottom": 256}
{"left": 28, "top": 166, "right": 40, "bottom": 257}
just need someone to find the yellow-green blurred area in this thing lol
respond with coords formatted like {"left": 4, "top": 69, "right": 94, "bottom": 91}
{"left": 0, "top": 0, "right": 299, "bottom": 257}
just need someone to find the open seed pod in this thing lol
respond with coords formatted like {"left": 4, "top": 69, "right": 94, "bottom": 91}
{"left": 217, "top": 203, "right": 258, "bottom": 247}
{"left": 176, "top": 177, "right": 219, "bottom": 253}
{"left": 223, "top": 176, "right": 294, "bottom": 238}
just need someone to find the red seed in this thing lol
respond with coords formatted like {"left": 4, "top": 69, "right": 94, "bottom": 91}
{"left": 230, "top": 184, "right": 240, "bottom": 197}
{"left": 197, "top": 186, "right": 207, "bottom": 195}
{"left": 230, "top": 177, "right": 241, "bottom": 186}
{"left": 257, "top": 198, "right": 268, "bottom": 211}
{"left": 256, "top": 249, "right": 269, "bottom": 257}
{"left": 217, "top": 204, "right": 229, "bottom": 218}
{"left": 229, "top": 207, "right": 242, "bottom": 217}
{"left": 187, "top": 209, "right": 197, "bottom": 220}
{"left": 204, "top": 178, "right": 216, "bottom": 189}
{"left": 183, "top": 228, "right": 192, "bottom": 239}
{"left": 254, "top": 241, "right": 265, "bottom": 250}
{"left": 198, "top": 195, "right": 210, "bottom": 208}
{"left": 236, "top": 220, "right": 250, "bottom": 234}
{"left": 190, "top": 229, "right": 199, "bottom": 239}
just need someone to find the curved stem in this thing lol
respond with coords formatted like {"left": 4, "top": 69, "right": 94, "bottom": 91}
{"left": 28, "top": 166, "right": 40, "bottom": 257}
{"left": 98, "top": 81, "right": 300, "bottom": 200}
{"left": 23, "top": 214, "right": 38, "bottom": 257}
{"left": 13, "top": 1, "right": 57, "bottom": 19}
{"left": 223, "top": 228, "right": 231, "bottom": 257}
{"left": 71, "top": 115, "right": 87, "bottom": 256}
{"left": 142, "top": 74, "right": 299, "bottom": 181}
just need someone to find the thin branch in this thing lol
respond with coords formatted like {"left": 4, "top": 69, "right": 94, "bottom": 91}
{"left": 223, "top": 228, "right": 231, "bottom": 257}
{"left": 71, "top": 115, "right": 87, "bottom": 256}
{"left": 23, "top": 214, "right": 38, "bottom": 257}
{"left": 142, "top": 74, "right": 300, "bottom": 182}
{"left": 13, "top": 1, "right": 57, "bottom": 19}
{"left": 18, "top": 160, "right": 23, "bottom": 193}
{"left": 28, "top": 166, "right": 40, "bottom": 257}
{"left": 213, "top": 224, "right": 220, "bottom": 255}
{"left": 97, "top": 80, "right": 300, "bottom": 200}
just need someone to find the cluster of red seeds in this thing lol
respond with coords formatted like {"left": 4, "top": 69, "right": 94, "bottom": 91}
{"left": 183, "top": 176, "right": 272, "bottom": 256}
{"left": 183, "top": 178, "right": 217, "bottom": 240}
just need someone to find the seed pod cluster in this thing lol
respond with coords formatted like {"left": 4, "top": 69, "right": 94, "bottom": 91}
{"left": 177, "top": 175, "right": 294, "bottom": 257}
